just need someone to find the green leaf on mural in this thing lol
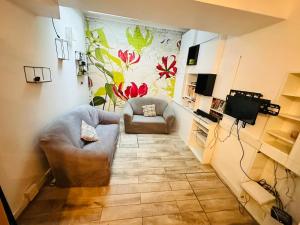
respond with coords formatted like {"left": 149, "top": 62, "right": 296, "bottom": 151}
{"left": 95, "top": 63, "right": 113, "bottom": 79}
{"left": 94, "top": 86, "right": 106, "bottom": 97}
{"left": 105, "top": 83, "right": 117, "bottom": 105}
{"left": 112, "top": 71, "right": 124, "bottom": 85}
{"left": 126, "top": 26, "right": 154, "bottom": 54}
{"left": 100, "top": 48, "right": 122, "bottom": 68}
{"left": 163, "top": 78, "right": 176, "bottom": 97}
{"left": 95, "top": 28, "right": 110, "bottom": 48}
{"left": 90, "top": 96, "right": 106, "bottom": 106}
{"left": 95, "top": 48, "right": 105, "bottom": 63}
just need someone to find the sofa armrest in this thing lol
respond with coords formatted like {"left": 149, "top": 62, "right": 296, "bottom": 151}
{"left": 40, "top": 136, "right": 110, "bottom": 186}
{"left": 163, "top": 104, "right": 175, "bottom": 126}
{"left": 123, "top": 103, "right": 133, "bottom": 124}
{"left": 98, "top": 110, "right": 121, "bottom": 125}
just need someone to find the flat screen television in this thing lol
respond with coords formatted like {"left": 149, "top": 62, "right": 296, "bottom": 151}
{"left": 187, "top": 44, "right": 200, "bottom": 65}
{"left": 195, "top": 74, "right": 216, "bottom": 96}
{"left": 224, "top": 94, "right": 261, "bottom": 125}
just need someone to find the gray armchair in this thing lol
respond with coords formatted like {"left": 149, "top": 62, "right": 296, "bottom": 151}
{"left": 123, "top": 97, "right": 175, "bottom": 134}
{"left": 39, "top": 105, "right": 120, "bottom": 187}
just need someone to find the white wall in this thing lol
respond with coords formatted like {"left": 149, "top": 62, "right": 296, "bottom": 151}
{"left": 0, "top": 1, "right": 88, "bottom": 216}
{"left": 211, "top": 1, "right": 300, "bottom": 223}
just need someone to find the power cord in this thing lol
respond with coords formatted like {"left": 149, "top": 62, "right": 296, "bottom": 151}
{"left": 236, "top": 123, "right": 256, "bottom": 182}
{"left": 51, "top": 18, "right": 60, "bottom": 38}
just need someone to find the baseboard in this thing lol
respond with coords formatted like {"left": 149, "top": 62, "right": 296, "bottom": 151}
{"left": 13, "top": 168, "right": 51, "bottom": 218}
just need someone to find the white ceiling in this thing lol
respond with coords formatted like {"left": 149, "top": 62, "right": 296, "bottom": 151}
{"left": 9, "top": 0, "right": 60, "bottom": 18}
{"left": 59, "top": 0, "right": 287, "bottom": 35}
{"left": 9, "top": 0, "right": 292, "bottom": 35}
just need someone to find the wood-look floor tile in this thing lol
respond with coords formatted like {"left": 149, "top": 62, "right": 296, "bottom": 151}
{"left": 169, "top": 181, "right": 191, "bottom": 190}
{"left": 112, "top": 168, "right": 165, "bottom": 176}
{"left": 102, "top": 182, "right": 171, "bottom": 195}
{"left": 206, "top": 209, "right": 257, "bottom": 225}
{"left": 100, "top": 201, "right": 179, "bottom": 221}
{"left": 63, "top": 193, "right": 140, "bottom": 209}
{"left": 109, "top": 175, "right": 139, "bottom": 185}
{"left": 143, "top": 211, "right": 209, "bottom": 225}
{"left": 176, "top": 199, "right": 203, "bottom": 212}
{"left": 194, "top": 187, "right": 233, "bottom": 200}
{"left": 57, "top": 208, "right": 102, "bottom": 225}
{"left": 200, "top": 197, "right": 239, "bottom": 212}
{"left": 99, "top": 218, "right": 142, "bottom": 225}
{"left": 164, "top": 166, "right": 204, "bottom": 174}
{"left": 143, "top": 214, "right": 182, "bottom": 225}
{"left": 142, "top": 201, "right": 180, "bottom": 217}
{"left": 141, "top": 190, "right": 196, "bottom": 203}
{"left": 20, "top": 199, "right": 64, "bottom": 218}
{"left": 189, "top": 178, "right": 225, "bottom": 189}
{"left": 18, "top": 214, "right": 60, "bottom": 225}
{"left": 180, "top": 211, "right": 210, "bottom": 225}
{"left": 138, "top": 174, "right": 186, "bottom": 183}
{"left": 186, "top": 172, "right": 218, "bottom": 181}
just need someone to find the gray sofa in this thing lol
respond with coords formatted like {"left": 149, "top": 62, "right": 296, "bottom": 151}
{"left": 39, "top": 105, "right": 120, "bottom": 187}
{"left": 124, "top": 97, "right": 175, "bottom": 134}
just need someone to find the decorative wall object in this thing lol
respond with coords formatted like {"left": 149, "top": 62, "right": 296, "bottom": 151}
{"left": 75, "top": 51, "right": 88, "bottom": 76}
{"left": 85, "top": 17, "right": 183, "bottom": 111}
{"left": 55, "top": 38, "right": 69, "bottom": 60}
{"left": 24, "top": 66, "right": 52, "bottom": 83}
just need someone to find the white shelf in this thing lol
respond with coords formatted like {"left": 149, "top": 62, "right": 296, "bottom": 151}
{"left": 241, "top": 181, "right": 275, "bottom": 205}
{"left": 278, "top": 113, "right": 300, "bottom": 122}
{"left": 266, "top": 130, "right": 295, "bottom": 145}
{"left": 261, "top": 141, "right": 290, "bottom": 166}
{"left": 210, "top": 108, "right": 223, "bottom": 114}
{"left": 195, "top": 132, "right": 207, "bottom": 145}
{"left": 282, "top": 93, "right": 300, "bottom": 98}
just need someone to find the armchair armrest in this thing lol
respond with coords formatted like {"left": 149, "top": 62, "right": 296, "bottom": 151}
{"left": 123, "top": 103, "right": 133, "bottom": 124}
{"left": 98, "top": 110, "right": 120, "bottom": 125}
{"left": 163, "top": 104, "right": 175, "bottom": 126}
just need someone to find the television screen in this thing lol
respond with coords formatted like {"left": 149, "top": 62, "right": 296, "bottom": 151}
{"left": 195, "top": 74, "right": 216, "bottom": 96}
{"left": 224, "top": 94, "right": 261, "bottom": 125}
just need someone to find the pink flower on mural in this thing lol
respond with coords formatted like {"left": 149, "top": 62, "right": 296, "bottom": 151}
{"left": 118, "top": 50, "right": 141, "bottom": 69}
{"left": 113, "top": 82, "right": 148, "bottom": 100}
{"left": 156, "top": 55, "right": 177, "bottom": 79}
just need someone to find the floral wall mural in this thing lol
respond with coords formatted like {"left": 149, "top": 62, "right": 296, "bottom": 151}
{"left": 85, "top": 17, "right": 183, "bottom": 111}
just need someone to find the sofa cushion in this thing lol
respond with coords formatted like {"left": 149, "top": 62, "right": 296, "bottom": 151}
{"left": 128, "top": 97, "right": 168, "bottom": 116}
{"left": 132, "top": 115, "right": 166, "bottom": 125}
{"left": 83, "top": 124, "right": 119, "bottom": 167}
{"left": 142, "top": 104, "right": 156, "bottom": 117}
{"left": 81, "top": 120, "right": 99, "bottom": 142}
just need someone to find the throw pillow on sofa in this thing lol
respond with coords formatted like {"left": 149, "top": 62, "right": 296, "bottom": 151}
{"left": 81, "top": 120, "right": 99, "bottom": 142}
{"left": 142, "top": 104, "right": 156, "bottom": 117}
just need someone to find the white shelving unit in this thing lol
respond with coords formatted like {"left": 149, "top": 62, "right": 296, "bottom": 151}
{"left": 188, "top": 115, "right": 217, "bottom": 164}
{"left": 241, "top": 181, "right": 275, "bottom": 205}
{"left": 261, "top": 72, "right": 300, "bottom": 176}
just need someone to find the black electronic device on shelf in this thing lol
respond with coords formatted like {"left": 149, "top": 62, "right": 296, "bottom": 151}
{"left": 194, "top": 109, "right": 218, "bottom": 122}
{"left": 187, "top": 44, "right": 200, "bottom": 65}
{"left": 195, "top": 74, "right": 216, "bottom": 96}
{"left": 224, "top": 90, "right": 280, "bottom": 127}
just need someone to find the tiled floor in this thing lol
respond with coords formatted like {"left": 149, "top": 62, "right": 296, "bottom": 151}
{"left": 18, "top": 132, "right": 257, "bottom": 225}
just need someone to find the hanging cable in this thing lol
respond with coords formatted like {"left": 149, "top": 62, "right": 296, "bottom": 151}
{"left": 218, "top": 120, "right": 235, "bottom": 142}
{"left": 236, "top": 122, "right": 256, "bottom": 182}
{"left": 51, "top": 18, "right": 60, "bottom": 38}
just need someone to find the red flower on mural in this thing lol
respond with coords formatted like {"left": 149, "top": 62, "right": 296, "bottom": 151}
{"left": 156, "top": 55, "right": 177, "bottom": 79}
{"left": 118, "top": 50, "right": 141, "bottom": 69}
{"left": 113, "top": 82, "right": 148, "bottom": 100}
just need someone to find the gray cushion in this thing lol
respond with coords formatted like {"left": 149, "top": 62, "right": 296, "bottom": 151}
{"left": 128, "top": 97, "right": 168, "bottom": 116}
{"left": 132, "top": 115, "right": 166, "bottom": 125}
{"left": 83, "top": 124, "right": 119, "bottom": 167}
